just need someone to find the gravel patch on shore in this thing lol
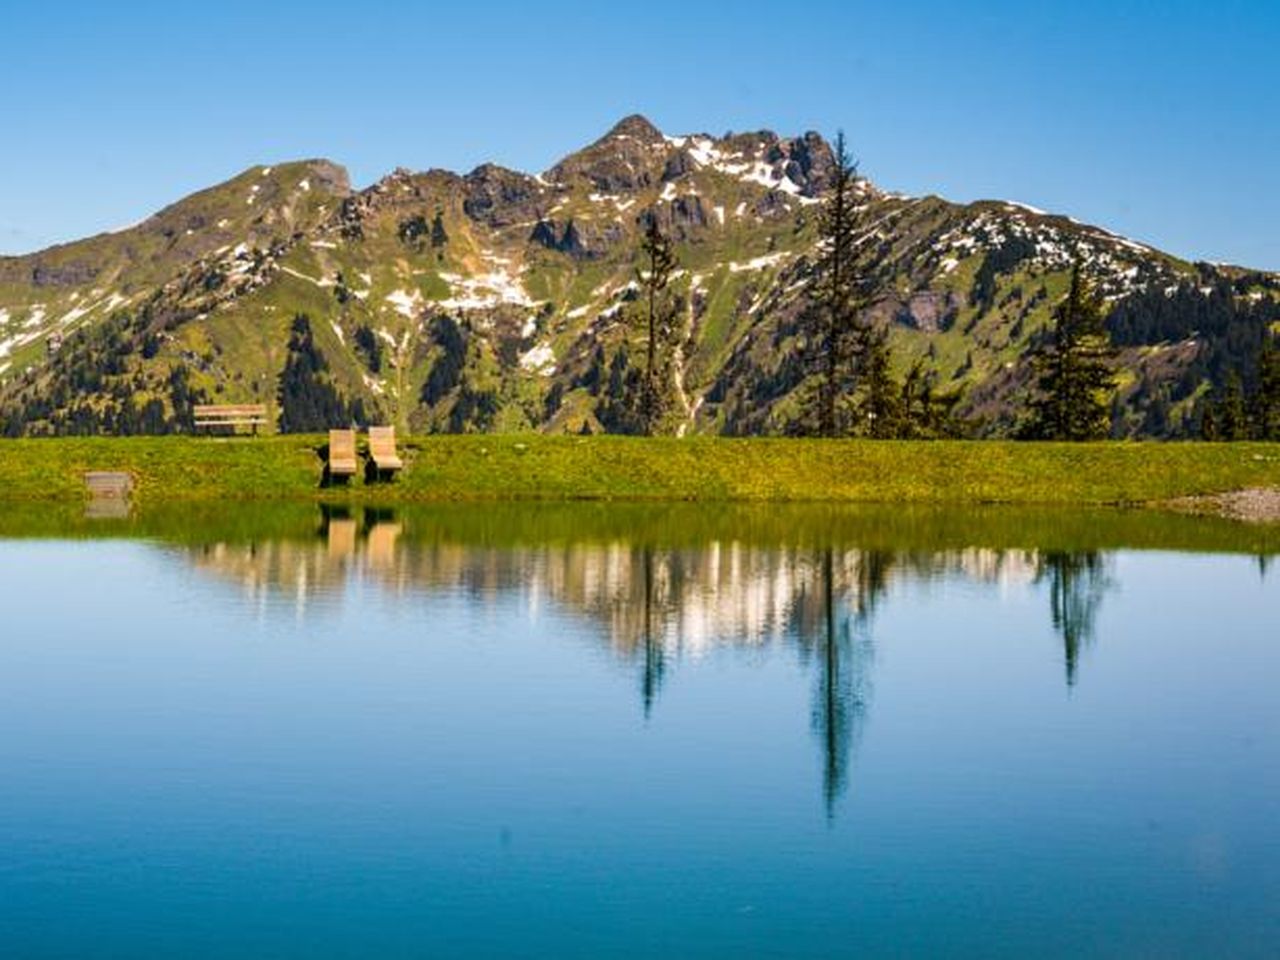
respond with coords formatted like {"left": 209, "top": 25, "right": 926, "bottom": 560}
{"left": 1169, "top": 487, "right": 1280, "bottom": 524}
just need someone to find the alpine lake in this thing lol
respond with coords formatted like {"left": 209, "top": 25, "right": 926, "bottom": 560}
{"left": 1, "top": 500, "right": 1277, "bottom": 958}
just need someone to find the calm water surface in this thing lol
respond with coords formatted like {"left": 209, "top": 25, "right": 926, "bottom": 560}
{"left": 0, "top": 504, "right": 1277, "bottom": 958}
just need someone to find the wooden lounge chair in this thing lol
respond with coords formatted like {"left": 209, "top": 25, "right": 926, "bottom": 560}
{"left": 368, "top": 426, "right": 404, "bottom": 474}
{"left": 328, "top": 429, "right": 358, "bottom": 478}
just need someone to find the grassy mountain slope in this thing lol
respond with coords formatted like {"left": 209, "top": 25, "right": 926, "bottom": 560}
{"left": 2, "top": 117, "right": 1276, "bottom": 437}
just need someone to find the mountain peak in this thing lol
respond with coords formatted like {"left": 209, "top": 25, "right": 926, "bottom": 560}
{"left": 603, "top": 114, "right": 664, "bottom": 143}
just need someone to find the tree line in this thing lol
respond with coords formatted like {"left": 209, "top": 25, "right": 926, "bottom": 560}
{"left": 1200, "top": 334, "right": 1280, "bottom": 440}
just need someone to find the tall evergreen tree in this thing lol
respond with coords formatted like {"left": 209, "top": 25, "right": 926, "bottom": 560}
{"left": 1218, "top": 371, "right": 1248, "bottom": 441}
{"left": 805, "top": 131, "right": 864, "bottom": 437}
{"left": 1022, "top": 261, "right": 1116, "bottom": 440}
{"left": 899, "top": 361, "right": 965, "bottom": 439}
{"left": 1254, "top": 332, "right": 1280, "bottom": 440}
{"left": 1199, "top": 398, "right": 1219, "bottom": 441}
{"left": 634, "top": 216, "right": 679, "bottom": 435}
{"left": 851, "top": 324, "right": 903, "bottom": 438}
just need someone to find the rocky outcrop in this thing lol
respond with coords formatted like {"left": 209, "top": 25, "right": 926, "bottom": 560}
{"left": 546, "top": 114, "right": 666, "bottom": 193}
{"left": 662, "top": 150, "right": 695, "bottom": 182}
{"left": 530, "top": 218, "right": 623, "bottom": 260}
{"left": 876, "top": 291, "right": 963, "bottom": 333}
{"left": 31, "top": 260, "right": 100, "bottom": 287}
{"left": 463, "top": 164, "right": 546, "bottom": 228}
{"left": 659, "top": 196, "right": 709, "bottom": 240}
{"left": 780, "top": 132, "right": 836, "bottom": 197}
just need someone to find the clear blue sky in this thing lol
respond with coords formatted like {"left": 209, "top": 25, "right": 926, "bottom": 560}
{"left": 3, "top": 0, "right": 1277, "bottom": 269}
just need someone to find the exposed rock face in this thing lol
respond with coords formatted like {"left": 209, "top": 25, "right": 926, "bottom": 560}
{"left": 32, "top": 261, "right": 99, "bottom": 287}
{"left": 604, "top": 114, "right": 666, "bottom": 144}
{"left": 863, "top": 291, "right": 961, "bottom": 334}
{"left": 463, "top": 165, "right": 545, "bottom": 228}
{"left": 662, "top": 150, "right": 695, "bottom": 182}
{"left": 546, "top": 114, "right": 667, "bottom": 193}
{"left": 308, "top": 159, "right": 352, "bottom": 196}
{"left": 530, "top": 218, "right": 622, "bottom": 260}
{"left": 663, "top": 196, "right": 708, "bottom": 240}
{"left": 782, "top": 132, "right": 836, "bottom": 196}
{"left": 754, "top": 192, "right": 791, "bottom": 219}
{"left": 899, "top": 291, "right": 961, "bottom": 332}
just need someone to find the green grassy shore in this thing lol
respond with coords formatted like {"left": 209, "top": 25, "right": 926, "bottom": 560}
{"left": 0, "top": 435, "right": 1277, "bottom": 507}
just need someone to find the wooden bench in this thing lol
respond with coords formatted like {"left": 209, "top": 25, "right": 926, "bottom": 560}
{"left": 328, "top": 429, "right": 358, "bottom": 479}
{"left": 368, "top": 426, "right": 404, "bottom": 474}
{"left": 194, "top": 404, "right": 268, "bottom": 434}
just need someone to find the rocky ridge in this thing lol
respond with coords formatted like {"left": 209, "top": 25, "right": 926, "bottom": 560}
{"left": 1, "top": 115, "right": 1277, "bottom": 437}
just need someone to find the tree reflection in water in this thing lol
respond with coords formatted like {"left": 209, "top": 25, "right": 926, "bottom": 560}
{"left": 805, "top": 548, "right": 885, "bottom": 819}
{"left": 1036, "top": 551, "right": 1111, "bottom": 687}
{"left": 640, "top": 545, "right": 665, "bottom": 719}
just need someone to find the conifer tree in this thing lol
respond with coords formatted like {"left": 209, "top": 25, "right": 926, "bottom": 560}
{"left": 278, "top": 313, "right": 364, "bottom": 433}
{"left": 1254, "top": 332, "right": 1280, "bottom": 440}
{"left": 851, "top": 325, "right": 903, "bottom": 438}
{"left": 634, "top": 216, "right": 679, "bottom": 435}
{"left": 1218, "top": 371, "right": 1248, "bottom": 441}
{"left": 1022, "top": 261, "right": 1116, "bottom": 440}
{"left": 1200, "top": 399, "right": 1219, "bottom": 441}
{"left": 900, "top": 361, "right": 964, "bottom": 438}
{"left": 801, "top": 131, "right": 864, "bottom": 437}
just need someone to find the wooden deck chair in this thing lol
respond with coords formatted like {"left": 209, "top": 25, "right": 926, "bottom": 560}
{"left": 368, "top": 426, "right": 404, "bottom": 474}
{"left": 328, "top": 429, "right": 358, "bottom": 478}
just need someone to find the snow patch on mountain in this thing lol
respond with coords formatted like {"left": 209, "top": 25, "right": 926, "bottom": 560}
{"left": 729, "top": 253, "right": 791, "bottom": 273}
{"left": 281, "top": 266, "right": 332, "bottom": 287}
{"left": 436, "top": 256, "right": 535, "bottom": 312}
{"left": 520, "top": 343, "right": 556, "bottom": 373}
{"left": 677, "top": 136, "right": 815, "bottom": 202}
{"left": 385, "top": 289, "right": 424, "bottom": 320}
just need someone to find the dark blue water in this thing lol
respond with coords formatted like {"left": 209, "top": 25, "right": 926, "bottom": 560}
{"left": 0, "top": 512, "right": 1277, "bottom": 957}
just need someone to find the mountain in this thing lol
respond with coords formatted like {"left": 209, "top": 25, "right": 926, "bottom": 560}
{"left": 2, "top": 115, "right": 1278, "bottom": 437}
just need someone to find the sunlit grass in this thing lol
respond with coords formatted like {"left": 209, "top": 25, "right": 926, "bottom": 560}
{"left": 0, "top": 435, "right": 1276, "bottom": 507}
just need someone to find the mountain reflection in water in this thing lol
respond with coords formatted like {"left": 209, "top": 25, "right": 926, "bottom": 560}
{"left": 179, "top": 506, "right": 1138, "bottom": 816}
